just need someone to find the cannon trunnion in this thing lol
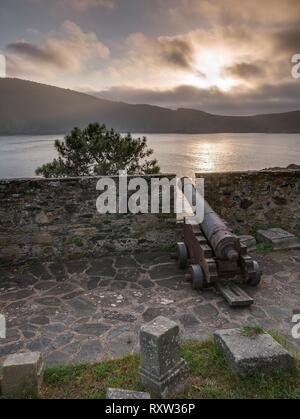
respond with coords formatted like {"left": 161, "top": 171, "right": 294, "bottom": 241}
{"left": 176, "top": 215, "right": 262, "bottom": 308}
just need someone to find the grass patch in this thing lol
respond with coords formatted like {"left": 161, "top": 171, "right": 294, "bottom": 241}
{"left": 256, "top": 243, "right": 274, "bottom": 254}
{"left": 41, "top": 353, "right": 143, "bottom": 399}
{"left": 38, "top": 338, "right": 300, "bottom": 400}
{"left": 240, "top": 325, "right": 265, "bottom": 338}
{"left": 252, "top": 224, "right": 282, "bottom": 234}
{"left": 72, "top": 237, "right": 83, "bottom": 247}
{"left": 161, "top": 244, "right": 175, "bottom": 253}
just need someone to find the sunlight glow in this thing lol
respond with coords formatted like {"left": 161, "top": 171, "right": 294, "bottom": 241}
{"left": 193, "top": 139, "right": 234, "bottom": 172}
{"left": 184, "top": 49, "right": 238, "bottom": 91}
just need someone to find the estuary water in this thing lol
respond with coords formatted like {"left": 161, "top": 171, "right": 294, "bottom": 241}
{"left": 0, "top": 133, "right": 300, "bottom": 178}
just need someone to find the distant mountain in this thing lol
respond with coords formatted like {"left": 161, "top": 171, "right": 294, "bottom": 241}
{"left": 0, "top": 78, "right": 300, "bottom": 135}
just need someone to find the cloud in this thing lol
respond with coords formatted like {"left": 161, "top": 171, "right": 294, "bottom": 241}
{"left": 165, "top": 0, "right": 300, "bottom": 26}
{"left": 224, "top": 62, "right": 266, "bottom": 80}
{"left": 90, "top": 81, "right": 300, "bottom": 115}
{"left": 271, "top": 28, "right": 300, "bottom": 55}
{"left": 7, "top": 42, "right": 69, "bottom": 68}
{"left": 6, "top": 0, "right": 300, "bottom": 115}
{"left": 63, "top": 0, "right": 115, "bottom": 11}
{"left": 6, "top": 20, "right": 109, "bottom": 79}
{"left": 159, "top": 38, "right": 194, "bottom": 70}
{"left": 126, "top": 32, "right": 196, "bottom": 72}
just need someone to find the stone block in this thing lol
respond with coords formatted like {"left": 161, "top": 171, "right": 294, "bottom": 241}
{"left": 139, "top": 316, "right": 188, "bottom": 398}
{"left": 214, "top": 329, "right": 295, "bottom": 376}
{"left": 239, "top": 235, "right": 257, "bottom": 251}
{"left": 256, "top": 228, "right": 300, "bottom": 251}
{"left": 107, "top": 388, "right": 151, "bottom": 399}
{"left": 1, "top": 352, "right": 44, "bottom": 398}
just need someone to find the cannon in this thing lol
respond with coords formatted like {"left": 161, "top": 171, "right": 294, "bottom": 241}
{"left": 176, "top": 182, "right": 262, "bottom": 307}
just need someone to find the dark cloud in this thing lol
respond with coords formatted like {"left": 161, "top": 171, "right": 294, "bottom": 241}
{"left": 6, "top": 41, "right": 67, "bottom": 67}
{"left": 90, "top": 81, "right": 300, "bottom": 116}
{"left": 225, "top": 62, "right": 265, "bottom": 80}
{"left": 272, "top": 28, "right": 300, "bottom": 54}
{"left": 159, "top": 38, "right": 194, "bottom": 70}
{"left": 5, "top": 21, "right": 109, "bottom": 79}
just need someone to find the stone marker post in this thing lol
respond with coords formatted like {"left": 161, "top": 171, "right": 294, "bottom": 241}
{"left": 139, "top": 316, "right": 188, "bottom": 398}
{"left": 1, "top": 352, "right": 44, "bottom": 398}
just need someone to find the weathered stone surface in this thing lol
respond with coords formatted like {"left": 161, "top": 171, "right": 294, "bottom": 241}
{"left": 139, "top": 316, "right": 188, "bottom": 398}
{"left": 67, "top": 297, "right": 96, "bottom": 315}
{"left": 73, "top": 340, "right": 103, "bottom": 363}
{"left": 32, "top": 232, "right": 53, "bottom": 245}
{"left": 256, "top": 228, "right": 300, "bottom": 251}
{"left": 107, "top": 388, "right": 151, "bottom": 399}
{"left": 178, "top": 314, "right": 199, "bottom": 328}
{"left": 1, "top": 352, "right": 44, "bottom": 398}
{"left": 0, "top": 250, "right": 299, "bottom": 367}
{"left": 196, "top": 170, "right": 300, "bottom": 237}
{"left": 214, "top": 329, "right": 296, "bottom": 376}
{"left": 239, "top": 235, "right": 257, "bottom": 251}
{"left": 142, "top": 307, "right": 176, "bottom": 322}
{"left": 0, "top": 176, "right": 179, "bottom": 265}
{"left": 74, "top": 323, "right": 109, "bottom": 336}
{"left": 194, "top": 304, "right": 218, "bottom": 319}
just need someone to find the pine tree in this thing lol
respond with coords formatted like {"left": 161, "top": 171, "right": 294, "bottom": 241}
{"left": 36, "top": 123, "right": 160, "bottom": 177}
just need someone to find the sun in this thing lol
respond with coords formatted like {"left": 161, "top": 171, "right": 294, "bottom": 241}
{"left": 183, "top": 49, "right": 238, "bottom": 91}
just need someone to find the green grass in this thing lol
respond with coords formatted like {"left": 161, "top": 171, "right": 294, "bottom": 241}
{"left": 240, "top": 325, "right": 265, "bottom": 338}
{"left": 72, "top": 237, "right": 84, "bottom": 247}
{"left": 161, "top": 244, "right": 175, "bottom": 253}
{"left": 252, "top": 223, "right": 283, "bottom": 234}
{"left": 39, "top": 339, "right": 300, "bottom": 400}
{"left": 256, "top": 243, "right": 274, "bottom": 254}
{"left": 41, "top": 353, "right": 143, "bottom": 399}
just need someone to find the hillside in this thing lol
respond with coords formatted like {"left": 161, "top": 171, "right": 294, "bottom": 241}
{"left": 0, "top": 78, "right": 300, "bottom": 134}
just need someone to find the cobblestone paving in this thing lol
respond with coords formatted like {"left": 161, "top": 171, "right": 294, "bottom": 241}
{"left": 0, "top": 251, "right": 299, "bottom": 367}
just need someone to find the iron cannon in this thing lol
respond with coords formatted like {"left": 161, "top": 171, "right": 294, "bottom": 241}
{"left": 176, "top": 181, "right": 262, "bottom": 307}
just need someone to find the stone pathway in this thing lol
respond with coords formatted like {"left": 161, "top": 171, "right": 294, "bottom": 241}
{"left": 0, "top": 251, "right": 299, "bottom": 367}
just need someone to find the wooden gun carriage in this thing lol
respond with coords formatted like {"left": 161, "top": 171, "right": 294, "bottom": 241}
{"left": 176, "top": 184, "right": 262, "bottom": 307}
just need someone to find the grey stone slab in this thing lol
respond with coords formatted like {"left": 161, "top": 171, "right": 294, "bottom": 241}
{"left": 74, "top": 323, "right": 110, "bottom": 336}
{"left": 72, "top": 340, "right": 103, "bottom": 363}
{"left": 67, "top": 297, "right": 96, "bottom": 315}
{"left": 107, "top": 388, "right": 150, "bottom": 399}
{"left": 256, "top": 228, "right": 300, "bottom": 251}
{"left": 194, "top": 303, "right": 218, "bottom": 319}
{"left": 214, "top": 329, "right": 295, "bottom": 376}
{"left": 1, "top": 352, "right": 44, "bottom": 398}
{"left": 142, "top": 307, "right": 176, "bottom": 322}
{"left": 139, "top": 316, "right": 188, "bottom": 398}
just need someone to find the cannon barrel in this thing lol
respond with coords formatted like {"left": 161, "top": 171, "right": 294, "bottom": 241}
{"left": 181, "top": 179, "right": 240, "bottom": 261}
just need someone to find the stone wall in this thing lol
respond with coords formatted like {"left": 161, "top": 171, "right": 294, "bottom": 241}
{"left": 197, "top": 169, "right": 300, "bottom": 236}
{"left": 0, "top": 176, "right": 179, "bottom": 266}
{"left": 2, "top": 170, "right": 299, "bottom": 265}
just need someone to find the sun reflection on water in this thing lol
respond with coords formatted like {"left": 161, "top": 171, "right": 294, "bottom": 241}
{"left": 193, "top": 140, "right": 232, "bottom": 172}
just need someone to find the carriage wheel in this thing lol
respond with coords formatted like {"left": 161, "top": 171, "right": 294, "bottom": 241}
{"left": 190, "top": 265, "right": 205, "bottom": 290}
{"left": 176, "top": 242, "right": 188, "bottom": 269}
{"left": 248, "top": 261, "right": 262, "bottom": 287}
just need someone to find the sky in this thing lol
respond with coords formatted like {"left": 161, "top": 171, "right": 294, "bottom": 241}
{"left": 0, "top": 0, "right": 300, "bottom": 115}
